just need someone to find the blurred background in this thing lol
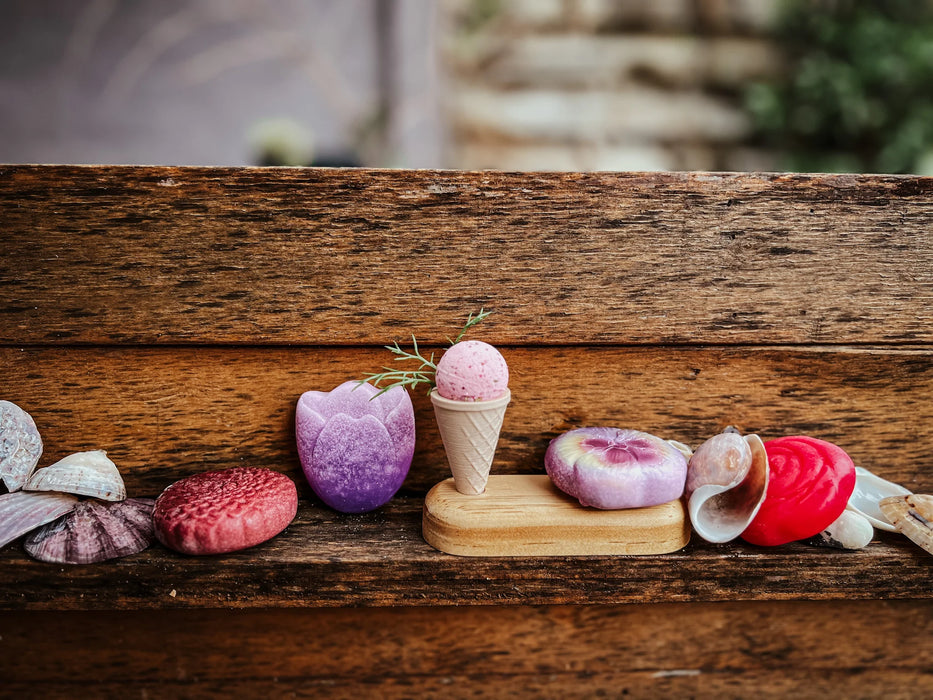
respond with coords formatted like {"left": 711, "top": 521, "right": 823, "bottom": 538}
{"left": 2, "top": 0, "right": 932, "bottom": 173}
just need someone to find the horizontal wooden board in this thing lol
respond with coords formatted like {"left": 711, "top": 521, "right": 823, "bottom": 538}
{"left": 0, "top": 496, "right": 931, "bottom": 609}
{"left": 1, "top": 345, "right": 930, "bottom": 495}
{"left": 2, "top": 602, "right": 931, "bottom": 698}
{"left": 3, "top": 672, "right": 930, "bottom": 700}
{"left": 3, "top": 166, "right": 933, "bottom": 345}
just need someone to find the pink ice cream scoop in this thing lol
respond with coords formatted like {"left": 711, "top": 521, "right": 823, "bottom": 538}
{"left": 435, "top": 340, "right": 509, "bottom": 401}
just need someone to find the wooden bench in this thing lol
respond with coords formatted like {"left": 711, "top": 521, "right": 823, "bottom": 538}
{"left": 2, "top": 165, "right": 931, "bottom": 697}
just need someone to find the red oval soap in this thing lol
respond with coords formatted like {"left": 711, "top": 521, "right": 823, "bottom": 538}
{"left": 154, "top": 467, "right": 298, "bottom": 555}
{"left": 741, "top": 436, "right": 855, "bottom": 546}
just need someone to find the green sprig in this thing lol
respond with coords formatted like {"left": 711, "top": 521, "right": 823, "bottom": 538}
{"left": 449, "top": 308, "right": 492, "bottom": 344}
{"left": 357, "top": 308, "right": 491, "bottom": 397}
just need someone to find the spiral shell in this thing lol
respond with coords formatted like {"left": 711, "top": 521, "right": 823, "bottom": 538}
{"left": 813, "top": 509, "right": 874, "bottom": 550}
{"left": 685, "top": 431, "right": 769, "bottom": 543}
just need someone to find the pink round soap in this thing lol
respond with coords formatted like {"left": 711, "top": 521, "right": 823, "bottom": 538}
{"left": 545, "top": 427, "right": 687, "bottom": 509}
{"left": 153, "top": 467, "right": 298, "bottom": 555}
{"left": 435, "top": 340, "right": 509, "bottom": 401}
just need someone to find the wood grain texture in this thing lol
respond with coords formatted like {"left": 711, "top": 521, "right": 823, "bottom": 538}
{"left": 2, "top": 673, "right": 929, "bottom": 700}
{"left": 423, "top": 475, "right": 690, "bottom": 555}
{"left": 0, "top": 497, "right": 930, "bottom": 609}
{"left": 3, "top": 165, "right": 933, "bottom": 345}
{"left": 1, "top": 345, "right": 930, "bottom": 495}
{"left": 2, "top": 602, "right": 931, "bottom": 698}
{"left": 3, "top": 343, "right": 930, "bottom": 609}
{"left": 4, "top": 164, "right": 932, "bottom": 694}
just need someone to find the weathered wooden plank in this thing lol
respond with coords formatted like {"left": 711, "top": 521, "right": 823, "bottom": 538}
{"left": 1, "top": 345, "right": 930, "bottom": 495}
{"left": 4, "top": 672, "right": 929, "bottom": 700}
{"left": 0, "top": 497, "right": 930, "bottom": 609}
{"left": 2, "top": 602, "right": 931, "bottom": 698}
{"left": 2, "top": 166, "right": 933, "bottom": 345}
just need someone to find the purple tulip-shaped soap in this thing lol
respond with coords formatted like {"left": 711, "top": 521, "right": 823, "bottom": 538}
{"left": 296, "top": 381, "right": 415, "bottom": 513}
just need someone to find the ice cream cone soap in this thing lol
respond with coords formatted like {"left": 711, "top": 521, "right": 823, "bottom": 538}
{"left": 362, "top": 309, "right": 510, "bottom": 495}
{"left": 431, "top": 389, "right": 510, "bottom": 495}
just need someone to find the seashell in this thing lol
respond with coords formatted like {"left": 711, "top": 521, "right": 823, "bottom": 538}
{"left": 0, "top": 400, "right": 43, "bottom": 492}
{"left": 0, "top": 491, "right": 78, "bottom": 548}
{"left": 812, "top": 509, "right": 874, "bottom": 550}
{"left": 666, "top": 439, "right": 694, "bottom": 460}
{"left": 686, "top": 431, "right": 769, "bottom": 543}
{"left": 878, "top": 494, "right": 933, "bottom": 556}
{"left": 24, "top": 450, "right": 126, "bottom": 501}
{"left": 24, "top": 498, "right": 155, "bottom": 564}
{"left": 846, "top": 466, "right": 912, "bottom": 532}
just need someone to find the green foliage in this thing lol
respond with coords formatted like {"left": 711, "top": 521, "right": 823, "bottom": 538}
{"left": 745, "top": 0, "right": 933, "bottom": 173}
{"left": 459, "top": 0, "right": 502, "bottom": 34}
{"left": 360, "top": 309, "right": 492, "bottom": 397}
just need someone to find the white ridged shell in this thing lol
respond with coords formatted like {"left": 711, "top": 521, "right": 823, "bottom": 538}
{"left": 686, "top": 432, "right": 769, "bottom": 543}
{"left": 24, "top": 450, "right": 126, "bottom": 501}
{"left": 846, "top": 466, "right": 912, "bottom": 532}
{"left": 0, "top": 400, "right": 43, "bottom": 492}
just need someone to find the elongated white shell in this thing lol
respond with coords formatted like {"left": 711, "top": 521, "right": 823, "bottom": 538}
{"left": 24, "top": 450, "right": 126, "bottom": 501}
{"left": 846, "top": 466, "right": 912, "bottom": 532}
{"left": 879, "top": 494, "right": 933, "bottom": 556}
{"left": 686, "top": 432, "right": 769, "bottom": 543}
{"left": 813, "top": 509, "right": 874, "bottom": 550}
{"left": 0, "top": 491, "right": 78, "bottom": 548}
{"left": 0, "top": 400, "right": 43, "bottom": 492}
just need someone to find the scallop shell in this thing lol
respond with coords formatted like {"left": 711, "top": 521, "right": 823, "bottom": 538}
{"left": 0, "top": 400, "right": 43, "bottom": 492}
{"left": 0, "top": 491, "right": 78, "bottom": 548}
{"left": 845, "top": 466, "right": 912, "bottom": 532}
{"left": 686, "top": 431, "right": 769, "bottom": 543}
{"left": 878, "top": 494, "right": 933, "bottom": 555}
{"left": 24, "top": 450, "right": 126, "bottom": 501}
{"left": 812, "top": 509, "right": 874, "bottom": 550}
{"left": 24, "top": 498, "right": 156, "bottom": 564}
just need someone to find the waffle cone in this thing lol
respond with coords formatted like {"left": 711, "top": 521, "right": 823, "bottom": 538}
{"left": 430, "top": 389, "right": 511, "bottom": 495}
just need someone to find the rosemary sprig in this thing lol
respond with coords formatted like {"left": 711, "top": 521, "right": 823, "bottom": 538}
{"left": 361, "top": 334, "right": 438, "bottom": 397}
{"left": 448, "top": 307, "right": 492, "bottom": 344}
{"left": 357, "top": 309, "right": 491, "bottom": 397}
